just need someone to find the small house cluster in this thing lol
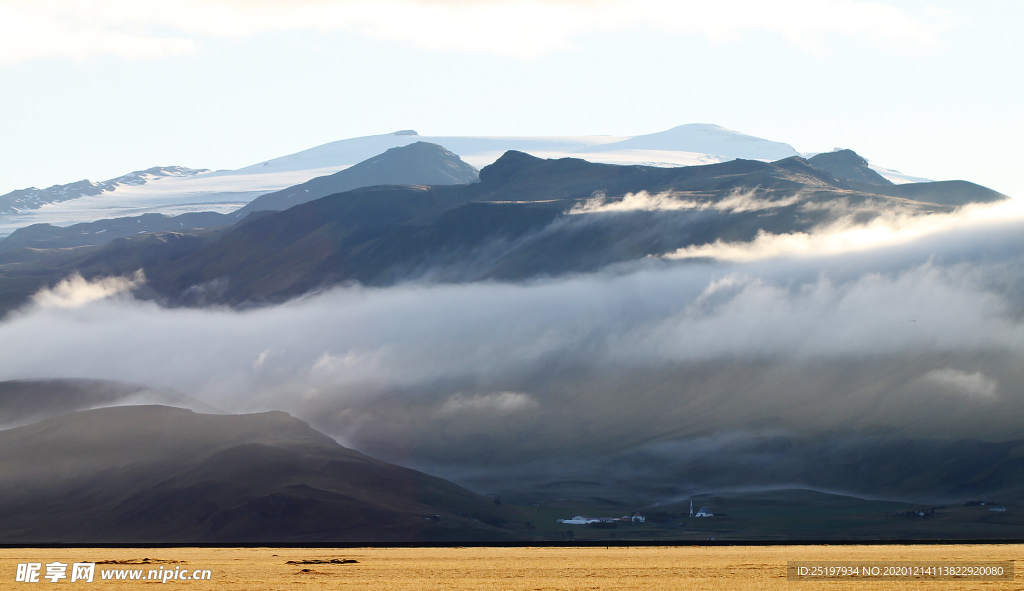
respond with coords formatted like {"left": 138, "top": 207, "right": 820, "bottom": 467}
{"left": 557, "top": 513, "right": 646, "bottom": 525}
{"left": 964, "top": 501, "right": 1007, "bottom": 511}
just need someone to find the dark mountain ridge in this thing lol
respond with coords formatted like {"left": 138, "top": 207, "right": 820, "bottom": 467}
{"left": 0, "top": 211, "right": 233, "bottom": 252}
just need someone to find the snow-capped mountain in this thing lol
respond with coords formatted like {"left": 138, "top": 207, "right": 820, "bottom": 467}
{"left": 0, "top": 166, "right": 209, "bottom": 215}
{"left": 577, "top": 123, "right": 799, "bottom": 160}
{"left": 226, "top": 123, "right": 797, "bottom": 175}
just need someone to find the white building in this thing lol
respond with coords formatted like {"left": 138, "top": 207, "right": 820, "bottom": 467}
{"left": 694, "top": 506, "right": 714, "bottom": 517}
{"left": 558, "top": 514, "right": 644, "bottom": 524}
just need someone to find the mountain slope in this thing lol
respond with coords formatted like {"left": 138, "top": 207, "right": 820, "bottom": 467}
{"left": 0, "top": 405, "right": 525, "bottom": 543}
{"left": 233, "top": 142, "right": 479, "bottom": 217}
{"left": 862, "top": 180, "right": 1007, "bottom": 206}
{"left": 0, "top": 225, "right": 232, "bottom": 315}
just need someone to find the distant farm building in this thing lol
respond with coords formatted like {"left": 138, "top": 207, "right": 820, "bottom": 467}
{"left": 558, "top": 514, "right": 647, "bottom": 524}
{"left": 557, "top": 516, "right": 596, "bottom": 525}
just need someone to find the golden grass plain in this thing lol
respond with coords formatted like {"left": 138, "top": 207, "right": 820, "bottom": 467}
{"left": 0, "top": 545, "right": 1020, "bottom": 590}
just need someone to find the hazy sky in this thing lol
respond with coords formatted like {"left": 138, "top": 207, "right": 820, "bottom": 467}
{"left": 0, "top": 0, "right": 1021, "bottom": 197}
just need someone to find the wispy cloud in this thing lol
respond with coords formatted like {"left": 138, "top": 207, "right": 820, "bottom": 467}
{"left": 0, "top": 0, "right": 948, "bottom": 64}
{"left": 569, "top": 189, "right": 802, "bottom": 214}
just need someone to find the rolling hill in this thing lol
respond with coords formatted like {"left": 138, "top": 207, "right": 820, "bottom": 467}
{"left": 0, "top": 405, "right": 527, "bottom": 543}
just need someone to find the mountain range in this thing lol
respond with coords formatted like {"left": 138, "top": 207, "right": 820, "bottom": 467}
{"left": 0, "top": 142, "right": 1003, "bottom": 315}
{"left": 0, "top": 124, "right": 929, "bottom": 235}
{"left": 0, "top": 142, "right": 477, "bottom": 252}
{"left": 230, "top": 124, "right": 789, "bottom": 175}
{"left": 0, "top": 130, "right": 1017, "bottom": 543}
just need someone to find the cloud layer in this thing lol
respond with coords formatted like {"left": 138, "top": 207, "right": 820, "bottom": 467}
{"left": 0, "top": 0, "right": 947, "bottom": 64}
{"left": 665, "top": 195, "right": 1024, "bottom": 262}
{"left": 0, "top": 195, "right": 1021, "bottom": 504}
{"left": 1, "top": 199, "right": 1023, "bottom": 473}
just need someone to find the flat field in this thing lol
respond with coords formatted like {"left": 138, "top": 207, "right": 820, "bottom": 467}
{"left": 1, "top": 545, "right": 1021, "bottom": 590}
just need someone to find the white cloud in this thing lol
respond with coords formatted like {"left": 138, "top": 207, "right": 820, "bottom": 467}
{"left": 28, "top": 271, "right": 144, "bottom": 309}
{"left": 0, "top": 3, "right": 197, "bottom": 64}
{"left": 252, "top": 348, "right": 274, "bottom": 370}
{"left": 569, "top": 189, "right": 801, "bottom": 214}
{"left": 664, "top": 197, "right": 1024, "bottom": 262}
{"left": 437, "top": 391, "right": 539, "bottom": 416}
{"left": 0, "top": 0, "right": 947, "bottom": 64}
{"left": 919, "top": 368, "right": 999, "bottom": 399}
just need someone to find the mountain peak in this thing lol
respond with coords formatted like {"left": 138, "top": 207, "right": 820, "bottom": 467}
{"left": 577, "top": 123, "right": 799, "bottom": 161}
{"left": 234, "top": 141, "right": 479, "bottom": 216}
{"left": 478, "top": 150, "right": 544, "bottom": 185}
{"left": 808, "top": 149, "right": 893, "bottom": 186}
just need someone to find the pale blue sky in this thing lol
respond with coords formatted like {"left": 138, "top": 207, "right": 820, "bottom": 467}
{"left": 1, "top": 0, "right": 1020, "bottom": 197}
